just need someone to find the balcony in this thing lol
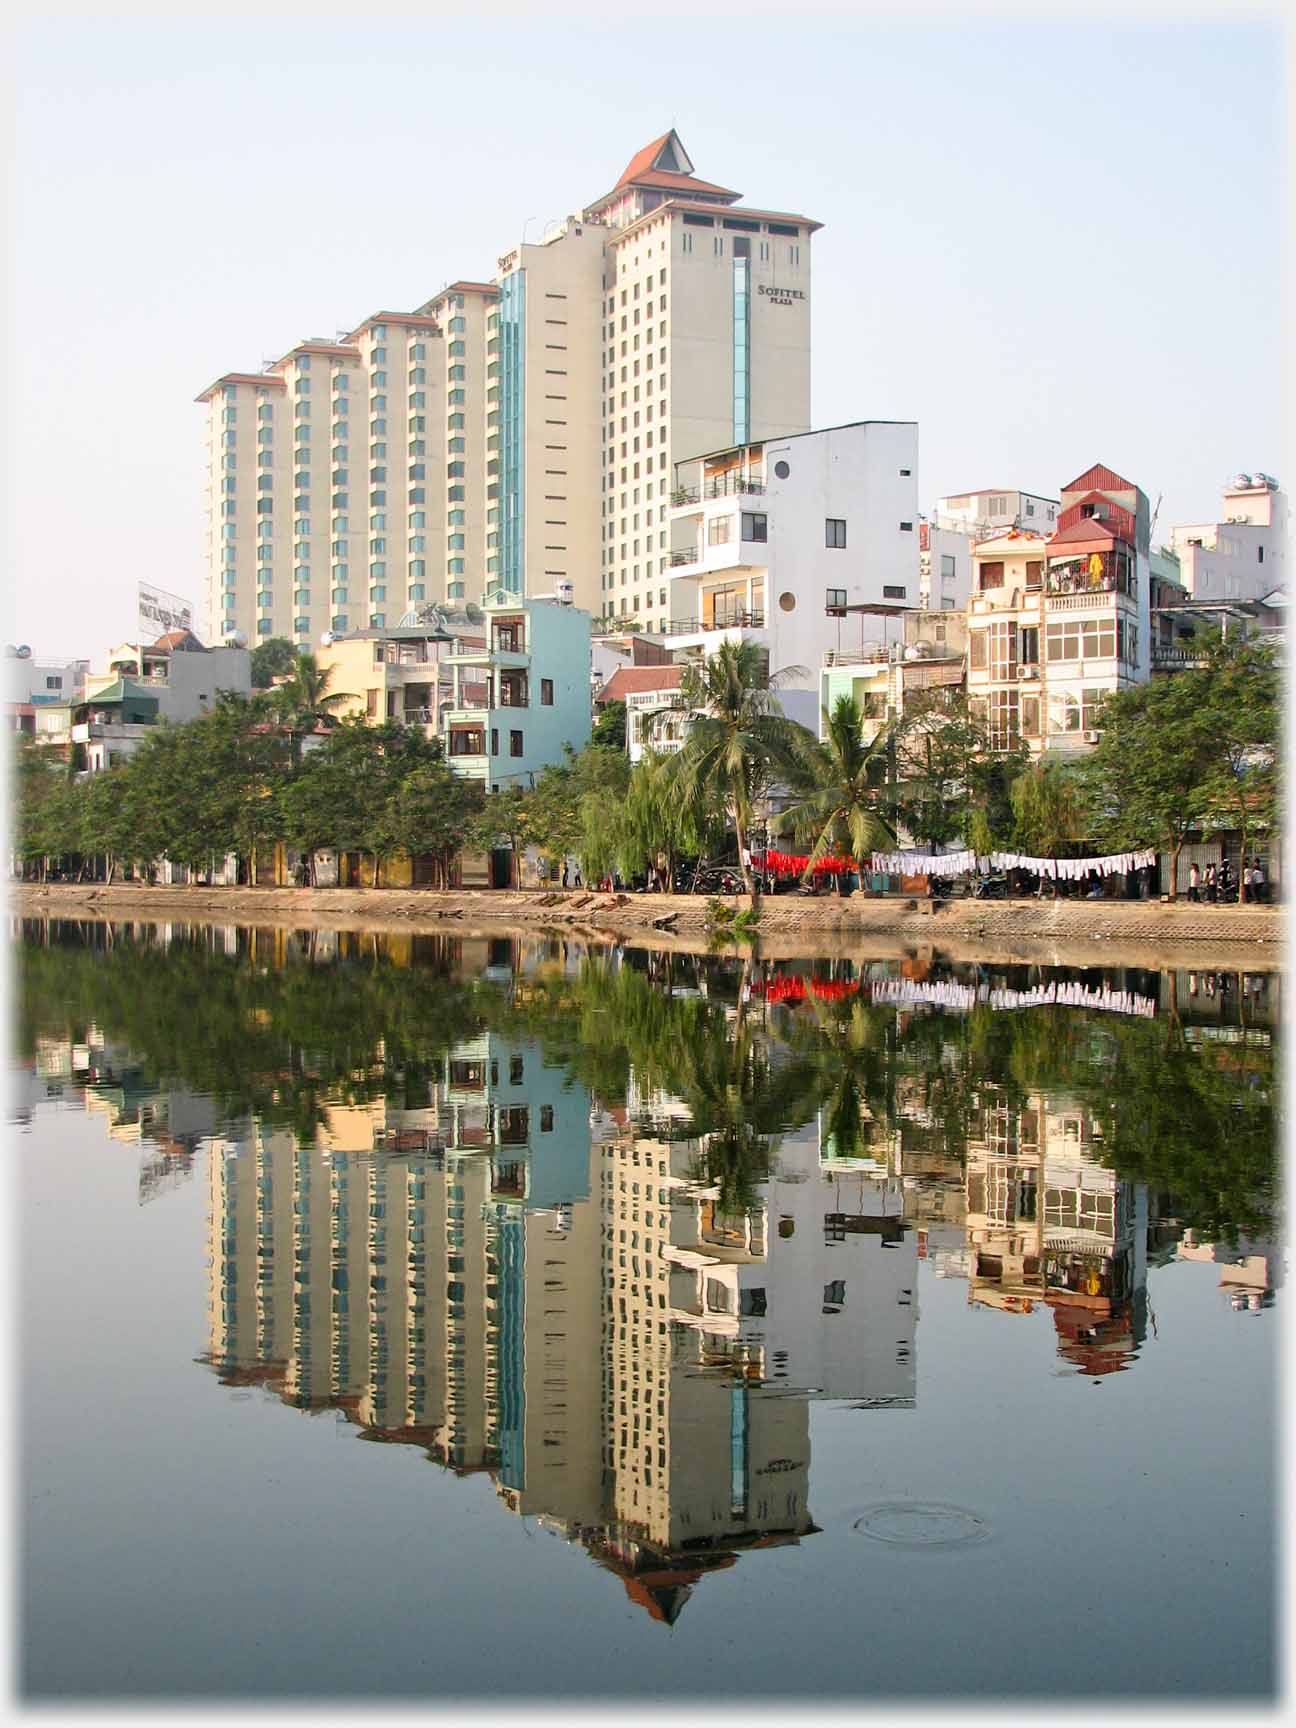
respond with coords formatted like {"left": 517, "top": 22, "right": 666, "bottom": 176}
{"left": 664, "top": 610, "right": 765, "bottom": 637}
{"left": 669, "top": 547, "right": 700, "bottom": 567}
{"left": 1152, "top": 644, "right": 1210, "bottom": 669}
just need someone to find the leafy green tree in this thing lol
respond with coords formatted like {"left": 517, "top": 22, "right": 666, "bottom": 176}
{"left": 590, "top": 699, "right": 627, "bottom": 750}
{"left": 273, "top": 652, "right": 353, "bottom": 766}
{"left": 655, "top": 640, "right": 811, "bottom": 896}
{"left": 1195, "top": 635, "right": 1280, "bottom": 901}
{"left": 596, "top": 747, "right": 722, "bottom": 888}
{"left": 249, "top": 637, "right": 298, "bottom": 690}
{"left": 388, "top": 762, "right": 484, "bottom": 888}
{"left": 772, "top": 695, "right": 895, "bottom": 878}
{"left": 1010, "top": 759, "right": 1084, "bottom": 885}
{"left": 1073, "top": 669, "right": 1217, "bottom": 898}
{"left": 891, "top": 688, "right": 1026, "bottom": 849}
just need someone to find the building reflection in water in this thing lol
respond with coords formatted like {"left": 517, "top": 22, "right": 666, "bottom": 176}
{"left": 15, "top": 921, "right": 1279, "bottom": 1622}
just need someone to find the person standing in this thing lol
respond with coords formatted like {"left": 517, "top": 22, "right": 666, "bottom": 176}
{"left": 1188, "top": 861, "right": 1200, "bottom": 903}
{"left": 561, "top": 862, "right": 569, "bottom": 889}
{"left": 1252, "top": 857, "right": 1266, "bottom": 903}
{"left": 1204, "top": 862, "right": 1217, "bottom": 904}
{"left": 1243, "top": 860, "right": 1254, "bottom": 903}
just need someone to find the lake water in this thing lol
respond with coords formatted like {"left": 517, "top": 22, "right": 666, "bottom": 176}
{"left": 13, "top": 919, "right": 1281, "bottom": 1702}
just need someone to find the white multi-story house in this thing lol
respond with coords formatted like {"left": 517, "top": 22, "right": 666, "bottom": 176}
{"left": 1169, "top": 472, "right": 1286, "bottom": 602}
{"left": 964, "top": 462, "right": 1151, "bottom": 757}
{"left": 918, "top": 520, "right": 973, "bottom": 611}
{"left": 936, "top": 485, "right": 1059, "bottom": 539}
{"left": 665, "top": 420, "right": 920, "bottom": 732}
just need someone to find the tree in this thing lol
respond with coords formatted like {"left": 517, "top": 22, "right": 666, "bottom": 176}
{"left": 1073, "top": 665, "right": 1218, "bottom": 899}
{"left": 655, "top": 640, "right": 811, "bottom": 896}
{"left": 273, "top": 653, "right": 353, "bottom": 766}
{"left": 1010, "top": 759, "right": 1084, "bottom": 887}
{"left": 249, "top": 637, "right": 298, "bottom": 690}
{"left": 590, "top": 699, "right": 627, "bottom": 751}
{"left": 519, "top": 745, "right": 630, "bottom": 874}
{"left": 891, "top": 688, "right": 1026, "bottom": 849}
{"left": 1195, "top": 636, "right": 1280, "bottom": 902}
{"left": 388, "top": 763, "right": 484, "bottom": 888}
{"left": 772, "top": 694, "right": 895, "bottom": 879}
{"left": 597, "top": 747, "right": 721, "bottom": 888}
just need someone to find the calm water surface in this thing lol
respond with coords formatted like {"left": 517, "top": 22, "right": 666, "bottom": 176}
{"left": 13, "top": 920, "right": 1281, "bottom": 1701}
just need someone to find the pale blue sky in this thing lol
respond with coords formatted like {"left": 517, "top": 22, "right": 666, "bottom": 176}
{"left": 6, "top": 8, "right": 1285, "bottom": 661}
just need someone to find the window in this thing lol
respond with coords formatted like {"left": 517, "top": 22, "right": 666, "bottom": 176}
{"left": 1047, "top": 618, "right": 1116, "bottom": 662}
{"left": 883, "top": 584, "right": 907, "bottom": 599}
{"left": 490, "top": 728, "right": 499, "bottom": 756}
{"left": 899, "top": 521, "right": 913, "bottom": 532}
{"left": 540, "top": 1106, "right": 554, "bottom": 1132}
{"left": 1020, "top": 626, "right": 1040, "bottom": 665}
{"left": 1026, "top": 561, "right": 1043, "bottom": 589}
{"left": 823, "top": 1280, "right": 846, "bottom": 1310}
{"left": 707, "top": 514, "right": 733, "bottom": 546}
{"left": 741, "top": 511, "right": 767, "bottom": 542}
{"left": 985, "top": 688, "right": 1019, "bottom": 750}
{"left": 899, "top": 468, "right": 912, "bottom": 477}
{"left": 978, "top": 560, "right": 1004, "bottom": 590}
{"left": 826, "top": 587, "right": 846, "bottom": 609}
{"left": 940, "top": 554, "right": 957, "bottom": 581}
{"left": 509, "top": 729, "right": 523, "bottom": 757}
{"left": 825, "top": 518, "right": 846, "bottom": 549}
{"left": 541, "top": 678, "right": 554, "bottom": 705}
{"left": 739, "top": 1287, "right": 767, "bottom": 1318}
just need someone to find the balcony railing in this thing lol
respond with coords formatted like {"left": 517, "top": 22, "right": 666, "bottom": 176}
{"left": 1152, "top": 644, "right": 1210, "bottom": 668}
{"left": 664, "top": 610, "right": 765, "bottom": 636}
{"left": 704, "top": 475, "right": 765, "bottom": 500}
{"left": 669, "top": 547, "right": 700, "bottom": 567}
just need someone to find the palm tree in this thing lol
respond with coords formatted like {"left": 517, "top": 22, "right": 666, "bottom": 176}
{"left": 772, "top": 694, "right": 896, "bottom": 884}
{"left": 652, "top": 640, "right": 809, "bottom": 896}
{"left": 273, "top": 653, "right": 353, "bottom": 767}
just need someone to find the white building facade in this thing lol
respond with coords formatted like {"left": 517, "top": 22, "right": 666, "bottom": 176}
{"left": 1170, "top": 472, "right": 1286, "bottom": 602}
{"left": 664, "top": 421, "right": 920, "bottom": 731}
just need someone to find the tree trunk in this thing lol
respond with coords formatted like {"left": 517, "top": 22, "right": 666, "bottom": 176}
{"left": 1168, "top": 836, "right": 1183, "bottom": 902}
{"left": 732, "top": 805, "right": 755, "bottom": 899}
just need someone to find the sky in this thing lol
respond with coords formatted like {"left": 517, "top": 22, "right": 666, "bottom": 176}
{"left": 4, "top": 4, "right": 1287, "bottom": 663}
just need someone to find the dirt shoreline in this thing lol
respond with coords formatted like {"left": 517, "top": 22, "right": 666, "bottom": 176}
{"left": 11, "top": 882, "right": 1283, "bottom": 972}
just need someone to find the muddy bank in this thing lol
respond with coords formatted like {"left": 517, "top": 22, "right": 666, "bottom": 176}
{"left": 11, "top": 882, "right": 1283, "bottom": 972}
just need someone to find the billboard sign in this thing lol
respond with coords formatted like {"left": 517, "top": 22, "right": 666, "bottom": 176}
{"left": 138, "top": 583, "right": 196, "bottom": 642}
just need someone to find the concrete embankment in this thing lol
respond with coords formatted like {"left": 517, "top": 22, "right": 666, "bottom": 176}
{"left": 11, "top": 883, "right": 1283, "bottom": 971}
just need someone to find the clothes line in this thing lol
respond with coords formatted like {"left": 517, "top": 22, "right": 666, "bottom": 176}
{"left": 869, "top": 847, "right": 1158, "bottom": 880}
{"left": 868, "top": 976, "right": 1157, "bottom": 1019}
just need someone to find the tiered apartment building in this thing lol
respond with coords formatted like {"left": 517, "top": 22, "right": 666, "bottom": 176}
{"left": 964, "top": 462, "right": 1151, "bottom": 756}
{"left": 198, "top": 130, "right": 818, "bottom": 649}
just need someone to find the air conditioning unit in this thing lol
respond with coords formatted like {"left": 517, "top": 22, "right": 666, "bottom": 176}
{"left": 1084, "top": 729, "right": 1100, "bottom": 744}
{"left": 1020, "top": 665, "right": 1038, "bottom": 680}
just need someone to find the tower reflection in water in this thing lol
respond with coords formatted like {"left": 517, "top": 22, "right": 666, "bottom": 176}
{"left": 18, "top": 922, "right": 1277, "bottom": 1623}
{"left": 201, "top": 1039, "right": 1171, "bottom": 1621}
{"left": 204, "top": 1027, "right": 932, "bottom": 1622}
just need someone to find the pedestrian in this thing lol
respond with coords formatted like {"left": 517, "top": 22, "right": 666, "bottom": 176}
{"left": 561, "top": 862, "right": 569, "bottom": 889}
{"left": 1204, "top": 862, "right": 1217, "bottom": 904}
{"left": 1188, "top": 861, "right": 1200, "bottom": 903}
{"left": 1243, "top": 860, "right": 1253, "bottom": 903}
{"left": 573, "top": 864, "right": 582, "bottom": 888}
{"left": 1252, "top": 858, "right": 1266, "bottom": 903}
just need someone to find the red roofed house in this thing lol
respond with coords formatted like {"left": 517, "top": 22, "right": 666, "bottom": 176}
{"left": 595, "top": 663, "right": 686, "bottom": 762}
{"left": 965, "top": 462, "right": 1151, "bottom": 760}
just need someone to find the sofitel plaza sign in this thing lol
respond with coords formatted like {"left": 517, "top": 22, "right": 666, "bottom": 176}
{"left": 758, "top": 285, "right": 807, "bottom": 306}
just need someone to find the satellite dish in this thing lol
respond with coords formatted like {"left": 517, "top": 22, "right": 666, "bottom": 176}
{"left": 222, "top": 628, "right": 248, "bottom": 649}
{"left": 463, "top": 602, "right": 485, "bottom": 624}
{"left": 319, "top": 631, "right": 334, "bottom": 647}
{"left": 17, "top": 645, "right": 31, "bottom": 658}
{"left": 1233, "top": 473, "right": 1251, "bottom": 490}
